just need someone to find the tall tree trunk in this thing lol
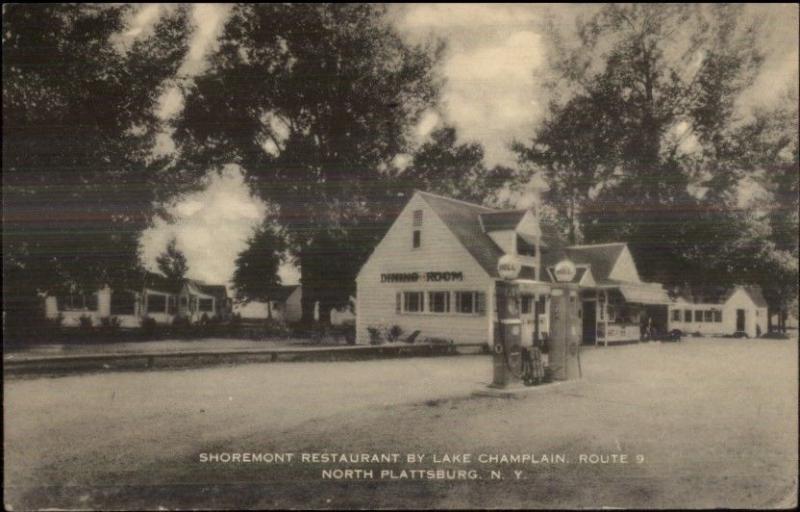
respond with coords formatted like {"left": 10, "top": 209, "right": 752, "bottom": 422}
{"left": 301, "top": 295, "right": 316, "bottom": 325}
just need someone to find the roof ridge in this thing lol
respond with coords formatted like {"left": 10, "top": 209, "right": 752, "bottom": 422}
{"left": 415, "top": 190, "right": 498, "bottom": 212}
{"left": 566, "top": 242, "right": 627, "bottom": 249}
{"left": 480, "top": 209, "right": 528, "bottom": 215}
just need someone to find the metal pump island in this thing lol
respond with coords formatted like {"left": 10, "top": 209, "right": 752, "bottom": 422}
{"left": 491, "top": 256, "right": 582, "bottom": 389}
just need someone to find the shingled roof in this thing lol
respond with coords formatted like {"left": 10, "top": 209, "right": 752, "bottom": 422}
{"left": 741, "top": 285, "right": 769, "bottom": 308}
{"left": 142, "top": 271, "right": 183, "bottom": 294}
{"left": 679, "top": 284, "right": 768, "bottom": 308}
{"left": 479, "top": 210, "right": 527, "bottom": 232}
{"left": 416, "top": 191, "right": 645, "bottom": 286}
{"left": 564, "top": 244, "right": 627, "bottom": 282}
{"left": 418, "top": 191, "right": 504, "bottom": 277}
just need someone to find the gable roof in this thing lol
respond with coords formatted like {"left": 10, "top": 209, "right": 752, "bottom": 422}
{"left": 541, "top": 243, "right": 628, "bottom": 284}
{"left": 142, "top": 271, "right": 183, "bottom": 294}
{"left": 267, "top": 285, "right": 299, "bottom": 302}
{"left": 411, "top": 192, "right": 641, "bottom": 286}
{"left": 417, "top": 191, "right": 504, "bottom": 277}
{"left": 194, "top": 282, "right": 228, "bottom": 300}
{"left": 479, "top": 210, "right": 527, "bottom": 232}
{"left": 680, "top": 285, "right": 769, "bottom": 308}
{"left": 741, "top": 285, "right": 768, "bottom": 308}
{"left": 564, "top": 244, "right": 627, "bottom": 282}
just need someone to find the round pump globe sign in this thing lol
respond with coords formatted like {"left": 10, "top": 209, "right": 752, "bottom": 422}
{"left": 497, "top": 255, "right": 521, "bottom": 280}
{"left": 554, "top": 259, "right": 577, "bottom": 282}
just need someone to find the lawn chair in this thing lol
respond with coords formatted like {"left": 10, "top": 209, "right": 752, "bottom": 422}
{"left": 402, "top": 330, "right": 421, "bottom": 344}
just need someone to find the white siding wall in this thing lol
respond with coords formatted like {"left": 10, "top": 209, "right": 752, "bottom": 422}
{"left": 724, "top": 289, "right": 767, "bottom": 337}
{"left": 45, "top": 286, "right": 112, "bottom": 327}
{"left": 609, "top": 247, "right": 641, "bottom": 282}
{"left": 285, "top": 287, "right": 303, "bottom": 323}
{"left": 142, "top": 289, "right": 175, "bottom": 325}
{"left": 356, "top": 193, "right": 493, "bottom": 345}
{"left": 517, "top": 211, "right": 541, "bottom": 237}
{"left": 233, "top": 301, "right": 286, "bottom": 321}
{"left": 488, "top": 230, "right": 515, "bottom": 255}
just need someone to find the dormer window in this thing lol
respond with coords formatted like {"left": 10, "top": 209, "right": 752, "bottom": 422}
{"left": 517, "top": 234, "right": 536, "bottom": 257}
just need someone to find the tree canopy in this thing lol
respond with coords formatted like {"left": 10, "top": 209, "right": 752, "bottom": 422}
{"left": 174, "top": 4, "right": 510, "bottom": 322}
{"left": 231, "top": 222, "right": 287, "bottom": 304}
{"left": 514, "top": 4, "right": 795, "bottom": 301}
{"left": 3, "top": 4, "right": 190, "bottom": 335}
{"left": 156, "top": 238, "right": 189, "bottom": 286}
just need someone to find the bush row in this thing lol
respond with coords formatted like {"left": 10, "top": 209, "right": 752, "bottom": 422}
{"left": 5, "top": 314, "right": 356, "bottom": 345}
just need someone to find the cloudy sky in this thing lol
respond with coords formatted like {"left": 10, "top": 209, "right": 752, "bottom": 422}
{"left": 131, "top": 3, "right": 799, "bottom": 287}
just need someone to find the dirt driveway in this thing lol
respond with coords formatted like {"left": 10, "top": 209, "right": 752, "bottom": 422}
{"left": 4, "top": 338, "right": 797, "bottom": 509}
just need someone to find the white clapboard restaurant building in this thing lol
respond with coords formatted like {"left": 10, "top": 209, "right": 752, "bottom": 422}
{"left": 355, "top": 191, "right": 671, "bottom": 346}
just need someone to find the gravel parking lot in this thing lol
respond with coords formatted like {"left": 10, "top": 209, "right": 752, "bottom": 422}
{"left": 4, "top": 337, "right": 797, "bottom": 509}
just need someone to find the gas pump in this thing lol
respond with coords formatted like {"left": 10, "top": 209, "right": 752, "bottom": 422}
{"left": 492, "top": 280, "right": 522, "bottom": 387}
{"left": 547, "top": 283, "right": 582, "bottom": 380}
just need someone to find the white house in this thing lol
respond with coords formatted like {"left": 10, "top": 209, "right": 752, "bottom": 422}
{"left": 232, "top": 285, "right": 301, "bottom": 322}
{"left": 233, "top": 286, "right": 354, "bottom": 325}
{"left": 44, "top": 272, "right": 231, "bottom": 328}
{"left": 355, "top": 191, "right": 669, "bottom": 346}
{"left": 668, "top": 285, "right": 769, "bottom": 338}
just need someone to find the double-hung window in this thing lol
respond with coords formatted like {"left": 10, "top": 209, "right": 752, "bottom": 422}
{"left": 403, "top": 291, "right": 424, "bottom": 313}
{"left": 454, "top": 291, "right": 486, "bottom": 315}
{"left": 428, "top": 291, "right": 450, "bottom": 313}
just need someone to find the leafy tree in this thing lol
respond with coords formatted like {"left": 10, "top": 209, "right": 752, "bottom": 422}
{"left": 729, "top": 92, "right": 799, "bottom": 329}
{"left": 156, "top": 238, "right": 189, "bottom": 286}
{"left": 232, "top": 222, "right": 287, "bottom": 304}
{"left": 393, "top": 127, "right": 516, "bottom": 205}
{"left": 174, "top": 4, "right": 445, "bottom": 323}
{"left": 516, "top": 4, "right": 767, "bottom": 286}
{"left": 3, "top": 5, "right": 189, "bottom": 337}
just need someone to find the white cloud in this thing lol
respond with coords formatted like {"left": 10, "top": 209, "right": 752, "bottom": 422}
{"left": 392, "top": 153, "right": 413, "bottom": 171}
{"left": 180, "top": 4, "right": 232, "bottom": 77}
{"left": 156, "top": 86, "right": 185, "bottom": 121}
{"left": 441, "top": 30, "right": 545, "bottom": 166}
{"left": 393, "top": 4, "right": 549, "bottom": 167}
{"left": 413, "top": 109, "right": 441, "bottom": 143}
{"left": 140, "top": 164, "right": 267, "bottom": 286}
{"left": 122, "top": 4, "right": 163, "bottom": 40}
